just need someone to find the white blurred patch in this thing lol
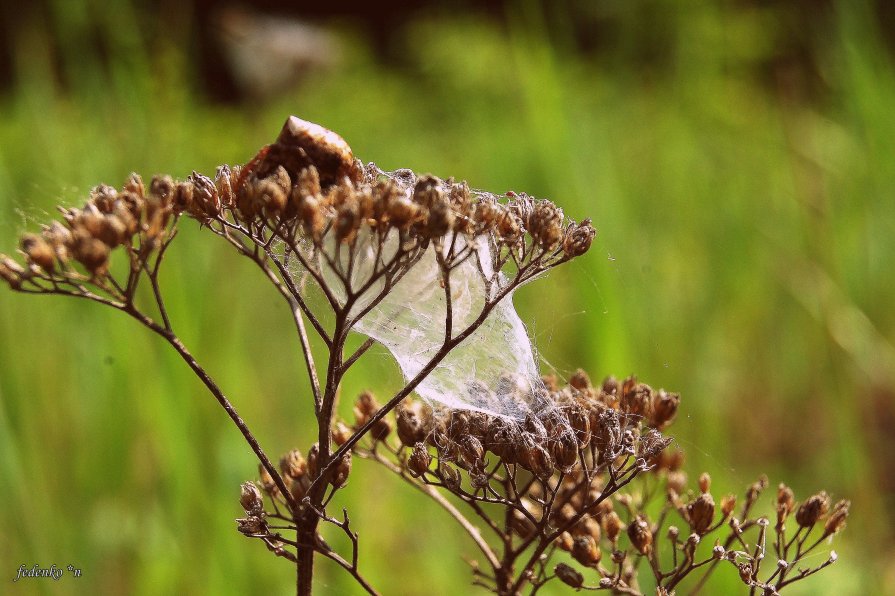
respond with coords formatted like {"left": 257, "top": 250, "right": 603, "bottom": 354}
{"left": 216, "top": 6, "right": 341, "bottom": 99}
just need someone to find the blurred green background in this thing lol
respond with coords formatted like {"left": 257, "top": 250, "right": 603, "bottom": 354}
{"left": 1, "top": 0, "right": 893, "bottom": 594}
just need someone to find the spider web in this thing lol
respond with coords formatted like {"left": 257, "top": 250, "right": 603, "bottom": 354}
{"left": 284, "top": 170, "right": 554, "bottom": 423}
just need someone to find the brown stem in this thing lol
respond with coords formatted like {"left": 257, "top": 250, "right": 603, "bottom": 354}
{"left": 296, "top": 515, "right": 319, "bottom": 596}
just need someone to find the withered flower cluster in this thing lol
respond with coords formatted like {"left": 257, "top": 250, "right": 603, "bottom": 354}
{"left": 3, "top": 117, "right": 847, "bottom": 596}
{"left": 276, "top": 369, "right": 846, "bottom": 596}
{"left": 2, "top": 117, "right": 595, "bottom": 307}
{"left": 0, "top": 174, "right": 178, "bottom": 294}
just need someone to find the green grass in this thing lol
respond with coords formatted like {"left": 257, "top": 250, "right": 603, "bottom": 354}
{"left": 1, "top": 1, "right": 893, "bottom": 594}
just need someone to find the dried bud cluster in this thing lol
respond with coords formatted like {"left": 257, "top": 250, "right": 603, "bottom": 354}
{"left": 374, "top": 372, "right": 678, "bottom": 489}
{"left": 166, "top": 117, "right": 597, "bottom": 272}
{"left": 1, "top": 173, "right": 178, "bottom": 285}
{"left": 2, "top": 116, "right": 596, "bottom": 302}
{"left": 345, "top": 367, "right": 849, "bottom": 596}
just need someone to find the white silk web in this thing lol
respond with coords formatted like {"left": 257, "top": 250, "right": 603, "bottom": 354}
{"left": 286, "top": 169, "right": 557, "bottom": 423}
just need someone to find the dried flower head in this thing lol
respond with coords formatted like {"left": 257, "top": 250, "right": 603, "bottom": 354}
{"left": 795, "top": 491, "right": 830, "bottom": 528}
{"left": 1, "top": 115, "right": 849, "bottom": 596}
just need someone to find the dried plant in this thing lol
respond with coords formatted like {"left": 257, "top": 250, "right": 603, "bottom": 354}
{"left": 1, "top": 117, "right": 846, "bottom": 595}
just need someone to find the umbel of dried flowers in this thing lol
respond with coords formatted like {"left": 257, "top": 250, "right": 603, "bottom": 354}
{"left": 1, "top": 117, "right": 846, "bottom": 596}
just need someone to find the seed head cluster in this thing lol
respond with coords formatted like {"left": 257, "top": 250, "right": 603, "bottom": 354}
{"left": 2, "top": 116, "right": 595, "bottom": 305}
{"left": 0, "top": 115, "right": 848, "bottom": 596}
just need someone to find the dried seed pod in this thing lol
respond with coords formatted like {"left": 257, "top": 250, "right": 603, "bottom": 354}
{"left": 574, "top": 516, "right": 602, "bottom": 543}
{"left": 117, "top": 190, "right": 145, "bottom": 222}
{"left": 99, "top": 214, "right": 129, "bottom": 246}
{"left": 42, "top": 221, "right": 73, "bottom": 260}
{"left": 520, "top": 440, "right": 554, "bottom": 479}
{"left": 369, "top": 178, "right": 398, "bottom": 224}
{"left": 466, "top": 412, "right": 490, "bottom": 443}
{"left": 20, "top": 233, "right": 55, "bottom": 271}
{"left": 563, "top": 218, "right": 596, "bottom": 257}
{"left": 627, "top": 515, "right": 652, "bottom": 555}
{"left": 354, "top": 186, "right": 374, "bottom": 221}
{"left": 425, "top": 197, "right": 453, "bottom": 238}
{"left": 407, "top": 442, "right": 432, "bottom": 477}
{"left": 593, "top": 408, "right": 622, "bottom": 464}
{"left": 554, "top": 563, "right": 583, "bottom": 589}
{"left": 331, "top": 452, "right": 352, "bottom": 489}
{"left": 486, "top": 420, "right": 518, "bottom": 463}
{"left": 622, "top": 382, "right": 652, "bottom": 417}
{"left": 593, "top": 496, "right": 614, "bottom": 519}
{"left": 370, "top": 417, "right": 392, "bottom": 442}
{"left": 571, "top": 534, "right": 601, "bottom": 567}
{"left": 667, "top": 525, "right": 679, "bottom": 541}
{"left": 124, "top": 173, "right": 145, "bottom": 197}
{"left": 550, "top": 428, "right": 579, "bottom": 471}
{"left": 746, "top": 475, "right": 769, "bottom": 503}
{"left": 215, "top": 165, "right": 235, "bottom": 207}
{"left": 142, "top": 196, "right": 171, "bottom": 241}
{"left": 172, "top": 181, "right": 194, "bottom": 213}
{"left": 602, "top": 375, "right": 620, "bottom": 397}
{"left": 527, "top": 200, "right": 564, "bottom": 250}
{"left": 289, "top": 475, "right": 310, "bottom": 502}
{"left": 412, "top": 175, "right": 442, "bottom": 208}
{"left": 189, "top": 171, "right": 220, "bottom": 216}
{"left": 396, "top": 400, "right": 429, "bottom": 447}
{"left": 89, "top": 184, "right": 118, "bottom": 212}
{"left": 236, "top": 176, "right": 264, "bottom": 219}
{"left": 279, "top": 449, "right": 307, "bottom": 480}
{"left": 387, "top": 195, "right": 420, "bottom": 229}
{"left": 737, "top": 562, "right": 753, "bottom": 585}
{"left": 509, "top": 509, "right": 536, "bottom": 540}
{"left": 0, "top": 254, "right": 25, "bottom": 288}
{"left": 777, "top": 483, "right": 796, "bottom": 523}
{"left": 795, "top": 491, "right": 830, "bottom": 528}
{"left": 699, "top": 472, "right": 711, "bottom": 494}
{"left": 569, "top": 369, "right": 592, "bottom": 391}
{"left": 71, "top": 231, "right": 110, "bottom": 275}
{"left": 296, "top": 165, "right": 322, "bottom": 198}
{"left": 603, "top": 510, "right": 624, "bottom": 544}
{"left": 823, "top": 500, "right": 850, "bottom": 536}
{"left": 296, "top": 193, "right": 326, "bottom": 238}
{"left": 258, "top": 464, "right": 278, "bottom": 497}
{"left": 565, "top": 402, "right": 591, "bottom": 448}
{"left": 354, "top": 391, "right": 379, "bottom": 428}
{"left": 555, "top": 531, "right": 574, "bottom": 552}
{"left": 457, "top": 435, "right": 485, "bottom": 471}
{"left": 331, "top": 421, "right": 352, "bottom": 447}
{"left": 149, "top": 175, "right": 175, "bottom": 206}
{"left": 720, "top": 494, "right": 737, "bottom": 518}
{"left": 111, "top": 202, "right": 138, "bottom": 237}
{"left": 542, "top": 374, "right": 559, "bottom": 391}
{"left": 239, "top": 481, "right": 264, "bottom": 515}
{"left": 638, "top": 428, "right": 672, "bottom": 462}
{"left": 650, "top": 389, "right": 680, "bottom": 429}
{"left": 496, "top": 209, "right": 523, "bottom": 244}
{"left": 334, "top": 198, "right": 361, "bottom": 243}
{"left": 688, "top": 493, "right": 716, "bottom": 534}
{"left": 474, "top": 199, "right": 502, "bottom": 231}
